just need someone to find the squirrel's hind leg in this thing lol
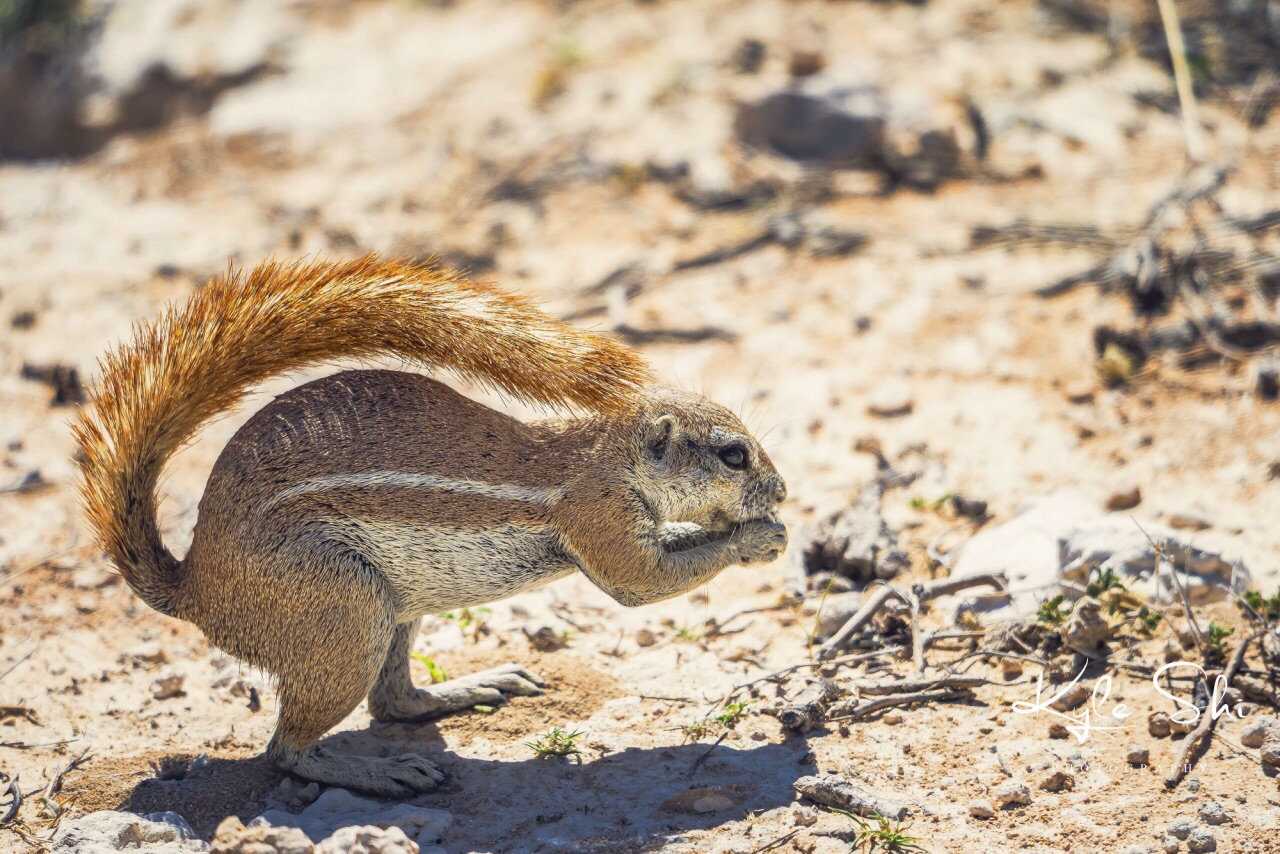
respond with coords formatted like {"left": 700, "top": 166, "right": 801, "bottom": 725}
{"left": 368, "top": 618, "right": 545, "bottom": 723}
{"left": 262, "top": 567, "right": 445, "bottom": 798}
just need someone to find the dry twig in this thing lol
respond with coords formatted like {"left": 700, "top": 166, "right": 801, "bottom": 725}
{"left": 1165, "top": 631, "right": 1260, "bottom": 788}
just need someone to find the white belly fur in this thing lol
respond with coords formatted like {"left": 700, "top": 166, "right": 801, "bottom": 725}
{"left": 337, "top": 520, "right": 579, "bottom": 619}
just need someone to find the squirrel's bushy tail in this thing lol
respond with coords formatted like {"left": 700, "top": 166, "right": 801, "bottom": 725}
{"left": 72, "top": 255, "right": 651, "bottom": 615}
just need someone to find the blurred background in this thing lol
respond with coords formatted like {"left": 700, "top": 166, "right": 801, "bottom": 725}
{"left": 3, "top": 0, "right": 1278, "bottom": 568}
{"left": 2, "top": 1, "right": 1280, "bottom": 850}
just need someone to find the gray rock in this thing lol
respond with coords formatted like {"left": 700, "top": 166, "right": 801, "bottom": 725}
{"left": 1161, "top": 837, "right": 1180, "bottom": 854}
{"left": 254, "top": 787, "right": 451, "bottom": 845}
{"left": 968, "top": 800, "right": 994, "bottom": 819}
{"left": 1126, "top": 745, "right": 1150, "bottom": 765}
{"left": 1261, "top": 737, "right": 1280, "bottom": 768}
{"left": 948, "top": 491, "right": 1251, "bottom": 620}
{"left": 733, "top": 90, "right": 887, "bottom": 170}
{"left": 1197, "top": 802, "right": 1229, "bottom": 825}
{"left": 1167, "top": 816, "right": 1198, "bottom": 839}
{"left": 1186, "top": 827, "right": 1217, "bottom": 853}
{"left": 54, "top": 810, "right": 208, "bottom": 852}
{"left": 1059, "top": 517, "right": 1248, "bottom": 605}
{"left": 1241, "top": 715, "right": 1279, "bottom": 748}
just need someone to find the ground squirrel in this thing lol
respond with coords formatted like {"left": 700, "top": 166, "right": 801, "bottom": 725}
{"left": 73, "top": 256, "right": 788, "bottom": 796}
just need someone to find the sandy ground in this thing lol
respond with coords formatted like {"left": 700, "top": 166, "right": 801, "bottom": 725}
{"left": 2, "top": 0, "right": 1280, "bottom": 851}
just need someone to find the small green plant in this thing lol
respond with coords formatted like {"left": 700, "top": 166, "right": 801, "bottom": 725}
{"left": 1242, "top": 588, "right": 1280, "bottom": 621}
{"left": 830, "top": 808, "right": 928, "bottom": 853}
{"left": 908, "top": 494, "right": 952, "bottom": 513}
{"left": 679, "top": 719, "right": 710, "bottom": 742}
{"left": 532, "top": 36, "right": 584, "bottom": 108}
{"left": 410, "top": 652, "right": 448, "bottom": 684}
{"left": 1134, "top": 604, "right": 1162, "bottom": 636}
{"left": 526, "top": 727, "right": 584, "bottom": 761}
{"left": 1204, "top": 621, "right": 1234, "bottom": 666}
{"left": 1037, "top": 594, "right": 1071, "bottom": 626}
{"left": 436, "top": 606, "right": 492, "bottom": 638}
{"left": 1085, "top": 567, "right": 1125, "bottom": 598}
{"left": 715, "top": 700, "right": 752, "bottom": 729}
{"left": 674, "top": 625, "right": 703, "bottom": 643}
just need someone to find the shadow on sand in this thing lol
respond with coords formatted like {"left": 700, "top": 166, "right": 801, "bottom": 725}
{"left": 113, "top": 716, "right": 818, "bottom": 851}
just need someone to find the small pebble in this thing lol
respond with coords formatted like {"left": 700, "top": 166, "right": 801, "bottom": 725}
{"left": 1187, "top": 778, "right": 1200, "bottom": 793}
{"left": 126, "top": 642, "right": 167, "bottom": 665}
{"left": 1161, "top": 837, "right": 1179, "bottom": 854}
{"left": 1168, "top": 512, "right": 1211, "bottom": 531}
{"left": 883, "top": 713, "right": 904, "bottom": 725}
{"left": 866, "top": 383, "right": 914, "bottom": 418}
{"left": 993, "top": 780, "right": 1031, "bottom": 808}
{"left": 635, "top": 628, "right": 658, "bottom": 648}
{"left": 1197, "top": 802, "right": 1227, "bottom": 825}
{"left": 1149, "top": 711, "right": 1172, "bottom": 738}
{"left": 150, "top": 669, "right": 185, "bottom": 700}
{"left": 297, "top": 782, "right": 320, "bottom": 805}
{"left": 1126, "top": 745, "right": 1150, "bottom": 766}
{"left": 1186, "top": 827, "right": 1217, "bottom": 853}
{"left": 1039, "top": 770, "right": 1074, "bottom": 792}
{"left": 1167, "top": 817, "right": 1198, "bottom": 839}
{"left": 968, "top": 800, "right": 994, "bottom": 819}
{"left": 1105, "top": 485, "right": 1141, "bottom": 511}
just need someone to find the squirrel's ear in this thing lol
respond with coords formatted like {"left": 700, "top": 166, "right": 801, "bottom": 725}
{"left": 646, "top": 415, "right": 676, "bottom": 458}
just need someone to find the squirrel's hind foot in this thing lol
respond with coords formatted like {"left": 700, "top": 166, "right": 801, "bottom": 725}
{"left": 273, "top": 743, "right": 445, "bottom": 798}
{"left": 370, "top": 663, "right": 545, "bottom": 723}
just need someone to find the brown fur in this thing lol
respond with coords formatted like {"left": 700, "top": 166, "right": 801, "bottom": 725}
{"left": 72, "top": 257, "right": 785, "bottom": 796}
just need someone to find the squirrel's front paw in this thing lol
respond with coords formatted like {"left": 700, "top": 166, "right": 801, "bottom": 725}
{"left": 736, "top": 518, "right": 788, "bottom": 565}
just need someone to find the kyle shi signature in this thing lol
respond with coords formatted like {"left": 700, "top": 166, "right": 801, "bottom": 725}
{"left": 1010, "top": 661, "right": 1247, "bottom": 743}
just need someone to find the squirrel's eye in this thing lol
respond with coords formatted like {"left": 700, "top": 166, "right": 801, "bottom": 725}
{"left": 718, "top": 444, "right": 748, "bottom": 470}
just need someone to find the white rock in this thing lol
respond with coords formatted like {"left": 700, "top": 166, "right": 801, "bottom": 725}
{"left": 968, "top": 799, "right": 994, "bottom": 818}
{"left": 315, "top": 825, "right": 418, "bottom": 854}
{"left": 948, "top": 490, "right": 1250, "bottom": 620}
{"left": 950, "top": 492, "right": 1101, "bottom": 617}
{"left": 992, "top": 780, "right": 1031, "bottom": 808}
{"left": 53, "top": 810, "right": 208, "bottom": 852}
{"left": 1240, "top": 715, "right": 1279, "bottom": 748}
{"left": 254, "top": 788, "right": 451, "bottom": 845}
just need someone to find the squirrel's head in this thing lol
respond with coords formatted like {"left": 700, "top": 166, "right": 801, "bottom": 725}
{"left": 627, "top": 386, "right": 786, "bottom": 531}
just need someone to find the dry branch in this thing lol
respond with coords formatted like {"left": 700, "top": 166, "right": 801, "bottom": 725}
{"left": 829, "top": 688, "right": 971, "bottom": 721}
{"left": 817, "top": 572, "right": 1006, "bottom": 660}
{"left": 793, "top": 775, "right": 908, "bottom": 820}
{"left": 778, "top": 678, "right": 841, "bottom": 732}
{"left": 1165, "top": 632, "right": 1259, "bottom": 788}
{"left": 857, "top": 675, "right": 988, "bottom": 696}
